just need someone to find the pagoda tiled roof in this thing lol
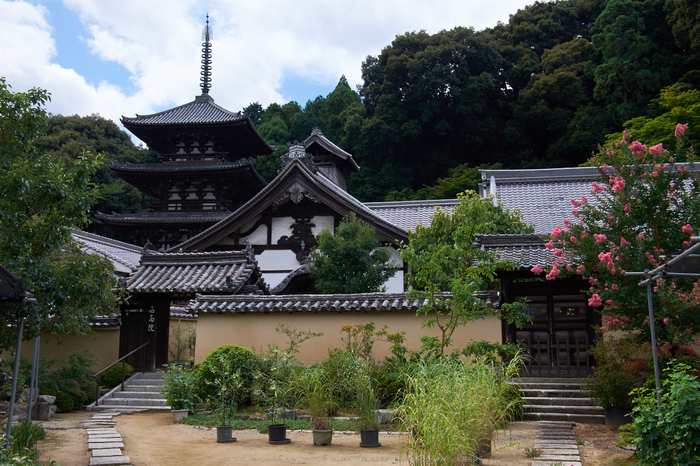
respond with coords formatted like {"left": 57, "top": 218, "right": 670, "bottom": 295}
{"left": 71, "top": 229, "right": 142, "bottom": 272}
{"left": 188, "top": 291, "right": 498, "bottom": 314}
{"left": 475, "top": 234, "right": 553, "bottom": 269}
{"left": 127, "top": 249, "right": 267, "bottom": 294}
{"left": 365, "top": 199, "right": 460, "bottom": 232}
{"left": 96, "top": 211, "right": 230, "bottom": 225}
{"left": 121, "top": 95, "right": 244, "bottom": 126}
{"left": 480, "top": 167, "right": 598, "bottom": 235}
{"left": 110, "top": 160, "right": 254, "bottom": 173}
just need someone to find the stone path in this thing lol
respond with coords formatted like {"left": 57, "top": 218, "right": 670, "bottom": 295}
{"left": 531, "top": 421, "right": 582, "bottom": 466}
{"left": 80, "top": 411, "right": 131, "bottom": 466}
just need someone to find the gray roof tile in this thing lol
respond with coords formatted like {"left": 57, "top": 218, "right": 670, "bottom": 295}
{"left": 188, "top": 291, "right": 498, "bottom": 314}
{"left": 121, "top": 96, "right": 243, "bottom": 126}
{"left": 71, "top": 230, "right": 142, "bottom": 272}
{"left": 475, "top": 234, "right": 554, "bottom": 269}
{"left": 127, "top": 249, "right": 266, "bottom": 294}
{"left": 365, "top": 199, "right": 460, "bottom": 231}
{"left": 96, "top": 211, "right": 230, "bottom": 224}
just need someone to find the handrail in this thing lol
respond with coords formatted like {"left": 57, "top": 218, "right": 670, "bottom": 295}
{"left": 93, "top": 341, "right": 150, "bottom": 406}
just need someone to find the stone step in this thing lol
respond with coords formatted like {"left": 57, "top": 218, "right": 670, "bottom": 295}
{"left": 125, "top": 378, "right": 164, "bottom": 386}
{"left": 514, "top": 377, "right": 584, "bottom": 384}
{"left": 91, "top": 404, "right": 172, "bottom": 412}
{"left": 112, "top": 391, "right": 165, "bottom": 400}
{"left": 100, "top": 398, "right": 168, "bottom": 407}
{"left": 523, "top": 397, "right": 599, "bottom": 407}
{"left": 513, "top": 381, "right": 585, "bottom": 390}
{"left": 520, "top": 389, "right": 590, "bottom": 398}
{"left": 122, "top": 384, "right": 163, "bottom": 392}
{"left": 524, "top": 404, "right": 605, "bottom": 416}
{"left": 523, "top": 412, "right": 605, "bottom": 424}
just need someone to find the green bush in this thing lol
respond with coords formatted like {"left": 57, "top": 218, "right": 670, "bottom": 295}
{"left": 24, "top": 351, "right": 97, "bottom": 412}
{"left": 194, "top": 345, "right": 259, "bottom": 406}
{"left": 319, "top": 349, "right": 362, "bottom": 412}
{"left": 99, "top": 362, "right": 134, "bottom": 388}
{"left": 160, "top": 363, "right": 199, "bottom": 411}
{"left": 632, "top": 362, "right": 700, "bottom": 465}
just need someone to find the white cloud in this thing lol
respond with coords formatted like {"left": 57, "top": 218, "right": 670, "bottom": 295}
{"left": 1, "top": 0, "right": 532, "bottom": 131}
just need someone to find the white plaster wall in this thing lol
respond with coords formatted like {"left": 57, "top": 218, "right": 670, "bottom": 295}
{"left": 271, "top": 217, "right": 295, "bottom": 244}
{"left": 311, "top": 216, "right": 335, "bottom": 235}
{"left": 240, "top": 224, "right": 268, "bottom": 245}
{"left": 257, "top": 249, "right": 300, "bottom": 272}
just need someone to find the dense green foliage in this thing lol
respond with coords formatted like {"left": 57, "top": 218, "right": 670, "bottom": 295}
{"left": 401, "top": 191, "right": 534, "bottom": 354}
{"left": 307, "top": 212, "right": 396, "bottom": 293}
{"left": 194, "top": 345, "right": 259, "bottom": 406}
{"left": 21, "top": 351, "right": 97, "bottom": 412}
{"left": 632, "top": 362, "right": 700, "bottom": 465}
{"left": 99, "top": 362, "right": 134, "bottom": 388}
{"left": 0, "top": 421, "right": 49, "bottom": 465}
{"left": 0, "top": 79, "right": 118, "bottom": 351}
{"left": 160, "top": 363, "right": 199, "bottom": 412}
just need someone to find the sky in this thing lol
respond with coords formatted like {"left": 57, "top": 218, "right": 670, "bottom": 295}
{"left": 1, "top": 0, "right": 534, "bottom": 134}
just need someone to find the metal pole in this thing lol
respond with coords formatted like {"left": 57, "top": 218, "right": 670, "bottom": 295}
{"left": 646, "top": 283, "right": 663, "bottom": 411}
{"left": 6, "top": 317, "right": 25, "bottom": 447}
{"left": 26, "top": 336, "right": 40, "bottom": 422}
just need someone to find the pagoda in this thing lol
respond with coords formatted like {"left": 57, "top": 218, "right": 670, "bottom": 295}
{"left": 97, "top": 16, "right": 274, "bottom": 250}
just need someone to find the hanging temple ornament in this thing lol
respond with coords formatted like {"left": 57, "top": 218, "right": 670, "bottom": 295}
{"left": 200, "top": 14, "right": 213, "bottom": 95}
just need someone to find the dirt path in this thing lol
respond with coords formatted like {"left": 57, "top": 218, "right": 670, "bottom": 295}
{"left": 36, "top": 412, "right": 634, "bottom": 466}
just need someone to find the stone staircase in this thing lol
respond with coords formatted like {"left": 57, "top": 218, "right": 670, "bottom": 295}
{"left": 514, "top": 377, "right": 605, "bottom": 425}
{"left": 90, "top": 372, "right": 170, "bottom": 413}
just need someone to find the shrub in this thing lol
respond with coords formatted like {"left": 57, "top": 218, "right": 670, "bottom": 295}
{"left": 632, "top": 362, "right": 700, "bottom": 465}
{"left": 319, "top": 349, "right": 362, "bottom": 412}
{"left": 194, "top": 345, "right": 259, "bottom": 406}
{"left": 24, "top": 351, "right": 97, "bottom": 412}
{"left": 99, "top": 362, "right": 134, "bottom": 388}
{"left": 160, "top": 363, "right": 199, "bottom": 411}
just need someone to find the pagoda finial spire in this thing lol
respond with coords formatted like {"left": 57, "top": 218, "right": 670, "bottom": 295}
{"left": 200, "top": 14, "right": 213, "bottom": 96}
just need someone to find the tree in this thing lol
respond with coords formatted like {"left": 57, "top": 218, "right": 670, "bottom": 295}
{"left": 307, "top": 212, "right": 396, "bottom": 294}
{"left": 400, "top": 191, "right": 534, "bottom": 355}
{"left": 533, "top": 125, "right": 700, "bottom": 354}
{"left": 0, "top": 78, "right": 118, "bottom": 351}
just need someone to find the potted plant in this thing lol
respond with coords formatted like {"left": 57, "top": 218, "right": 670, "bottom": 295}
{"left": 159, "top": 363, "right": 200, "bottom": 423}
{"left": 208, "top": 371, "right": 241, "bottom": 443}
{"left": 296, "top": 364, "right": 337, "bottom": 446}
{"left": 583, "top": 336, "right": 647, "bottom": 430}
{"left": 265, "top": 346, "right": 292, "bottom": 444}
{"left": 355, "top": 362, "right": 381, "bottom": 448}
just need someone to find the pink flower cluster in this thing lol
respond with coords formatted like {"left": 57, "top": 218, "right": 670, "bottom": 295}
{"left": 630, "top": 141, "right": 646, "bottom": 158}
{"left": 676, "top": 123, "right": 688, "bottom": 137}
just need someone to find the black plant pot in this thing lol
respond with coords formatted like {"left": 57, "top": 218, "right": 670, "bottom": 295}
{"left": 216, "top": 424, "right": 236, "bottom": 443}
{"left": 359, "top": 428, "right": 381, "bottom": 448}
{"left": 268, "top": 424, "right": 291, "bottom": 444}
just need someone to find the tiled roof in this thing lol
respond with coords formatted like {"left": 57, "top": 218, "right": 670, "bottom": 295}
{"left": 365, "top": 199, "right": 460, "bottom": 231}
{"left": 126, "top": 249, "right": 266, "bottom": 294}
{"left": 171, "top": 305, "right": 197, "bottom": 319}
{"left": 96, "top": 211, "right": 230, "bottom": 225}
{"left": 304, "top": 127, "right": 360, "bottom": 172}
{"left": 269, "top": 264, "right": 310, "bottom": 294}
{"left": 475, "top": 234, "right": 553, "bottom": 269}
{"left": 90, "top": 314, "right": 120, "bottom": 327}
{"left": 121, "top": 95, "right": 244, "bottom": 126}
{"left": 71, "top": 229, "right": 142, "bottom": 272}
{"left": 110, "top": 160, "right": 253, "bottom": 173}
{"left": 480, "top": 167, "right": 598, "bottom": 235}
{"left": 188, "top": 291, "right": 498, "bottom": 314}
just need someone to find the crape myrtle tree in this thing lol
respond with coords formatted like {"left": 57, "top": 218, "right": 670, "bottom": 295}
{"left": 307, "top": 212, "right": 397, "bottom": 294}
{"left": 0, "top": 78, "right": 118, "bottom": 351}
{"left": 400, "top": 191, "right": 535, "bottom": 355}
{"left": 532, "top": 124, "right": 700, "bottom": 355}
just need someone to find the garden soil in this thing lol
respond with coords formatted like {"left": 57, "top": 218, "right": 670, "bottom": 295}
{"left": 37, "top": 412, "right": 633, "bottom": 466}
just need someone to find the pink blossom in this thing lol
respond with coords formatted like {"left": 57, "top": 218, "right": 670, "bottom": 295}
{"left": 624, "top": 203, "right": 631, "bottom": 213}
{"left": 546, "top": 267, "right": 561, "bottom": 281}
{"left": 651, "top": 171, "right": 659, "bottom": 177}
{"left": 594, "top": 234, "right": 607, "bottom": 244}
{"left": 663, "top": 317, "right": 670, "bottom": 324}
{"left": 607, "top": 299, "right": 614, "bottom": 305}
{"left": 592, "top": 182, "right": 604, "bottom": 194}
{"left": 552, "top": 226, "right": 563, "bottom": 239}
{"left": 612, "top": 283, "right": 618, "bottom": 290}
{"left": 572, "top": 210, "right": 579, "bottom": 216}
{"left": 675, "top": 123, "right": 688, "bottom": 137}
{"left": 649, "top": 144, "right": 663, "bottom": 156}
{"left": 554, "top": 249, "right": 563, "bottom": 257}
{"left": 679, "top": 166, "right": 687, "bottom": 173}
{"left": 630, "top": 141, "right": 647, "bottom": 157}
{"left": 570, "top": 236, "right": 577, "bottom": 243}
{"left": 545, "top": 240, "right": 554, "bottom": 250}
{"left": 531, "top": 264, "right": 544, "bottom": 275}
{"left": 564, "top": 218, "right": 571, "bottom": 227}
{"left": 589, "top": 294, "right": 603, "bottom": 307}
{"left": 684, "top": 241, "right": 690, "bottom": 248}
{"left": 581, "top": 230, "right": 589, "bottom": 238}
{"left": 581, "top": 196, "right": 588, "bottom": 204}
{"left": 576, "top": 264, "right": 585, "bottom": 274}
{"left": 620, "top": 237, "right": 631, "bottom": 247}
{"left": 571, "top": 199, "right": 581, "bottom": 207}
{"left": 682, "top": 224, "right": 693, "bottom": 234}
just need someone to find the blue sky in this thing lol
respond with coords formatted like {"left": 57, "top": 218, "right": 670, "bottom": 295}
{"left": 1, "top": 0, "right": 534, "bottom": 136}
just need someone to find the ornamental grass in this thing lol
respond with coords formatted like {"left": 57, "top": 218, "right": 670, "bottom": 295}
{"left": 397, "top": 354, "right": 522, "bottom": 465}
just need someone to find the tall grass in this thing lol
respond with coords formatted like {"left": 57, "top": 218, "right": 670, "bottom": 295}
{"left": 397, "top": 354, "right": 522, "bottom": 465}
